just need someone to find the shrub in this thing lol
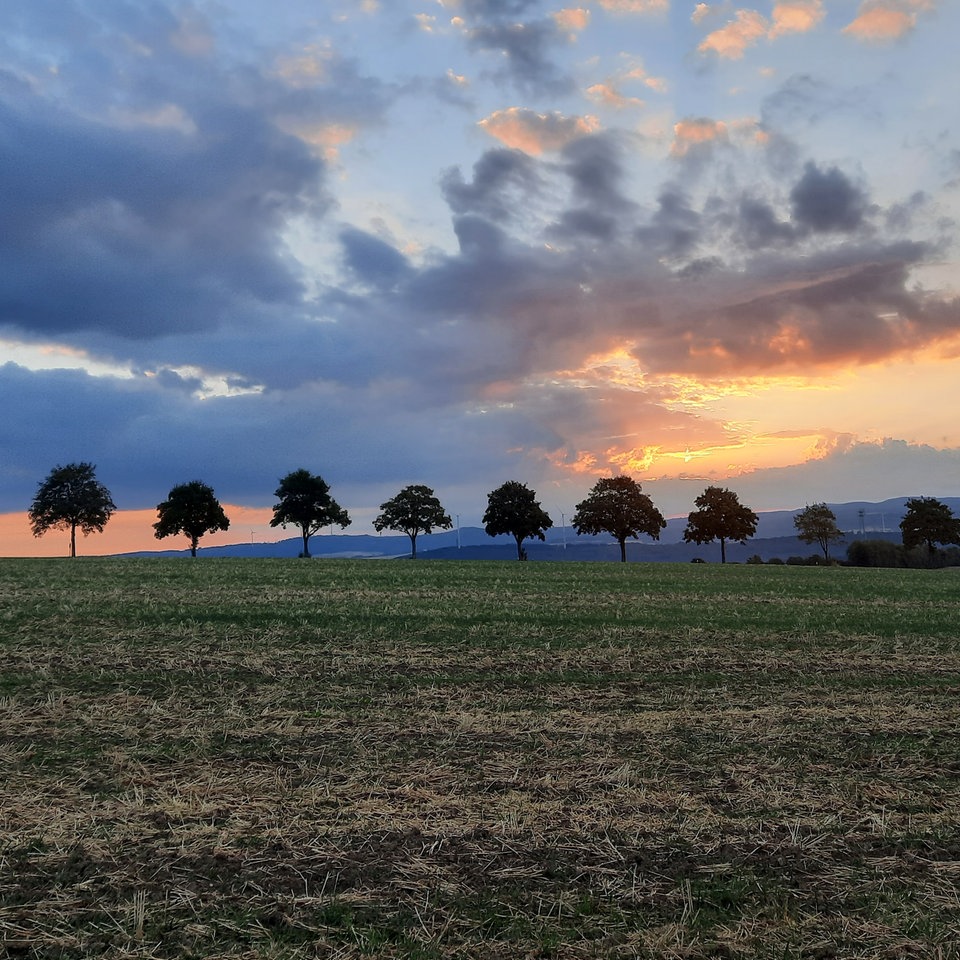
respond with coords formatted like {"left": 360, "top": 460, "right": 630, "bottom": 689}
{"left": 846, "top": 540, "right": 905, "bottom": 568}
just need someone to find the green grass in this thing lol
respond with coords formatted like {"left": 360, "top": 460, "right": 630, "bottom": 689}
{"left": 1, "top": 558, "right": 959, "bottom": 958}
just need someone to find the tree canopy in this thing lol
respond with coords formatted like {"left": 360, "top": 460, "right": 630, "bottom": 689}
{"left": 374, "top": 484, "right": 452, "bottom": 559}
{"left": 899, "top": 497, "right": 960, "bottom": 553}
{"left": 683, "top": 486, "right": 758, "bottom": 563}
{"left": 793, "top": 502, "right": 844, "bottom": 561}
{"left": 154, "top": 481, "right": 230, "bottom": 557}
{"left": 483, "top": 481, "right": 553, "bottom": 560}
{"left": 270, "top": 469, "right": 351, "bottom": 558}
{"left": 28, "top": 462, "right": 116, "bottom": 557}
{"left": 572, "top": 476, "right": 666, "bottom": 562}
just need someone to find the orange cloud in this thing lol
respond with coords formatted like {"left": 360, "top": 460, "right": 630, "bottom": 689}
{"left": 586, "top": 58, "right": 668, "bottom": 109}
{"left": 770, "top": 0, "right": 825, "bottom": 37}
{"left": 478, "top": 108, "right": 600, "bottom": 154}
{"left": 698, "top": 9, "right": 769, "bottom": 58}
{"left": 670, "top": 117, "right": 728, "bottom": 156}
{"left": 698, "top": 2, "right": 825, "bottom": 57}
{"left": 553, "top": 8, "right": 591, "bottom": 33}
{"left": 843, "top": 0, "right": 933, "bottom": 41}
{"left": 586, "top": 82, "right": 644, "bottom": 110}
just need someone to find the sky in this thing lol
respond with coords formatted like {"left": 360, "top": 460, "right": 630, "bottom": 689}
{"left": 2, "top": 0, "right": 959, "bottom": 556}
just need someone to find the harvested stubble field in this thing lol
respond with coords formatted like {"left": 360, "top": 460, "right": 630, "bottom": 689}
{"left": 1, "top": 559, "right": 959, "bottom": 960}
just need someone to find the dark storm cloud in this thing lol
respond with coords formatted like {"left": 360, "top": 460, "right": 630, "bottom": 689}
{"left": 451, "top": 214, "right": 510, "bottom": 256}
{"left": 465, "top": 20, "right": 573, "bottom": 94}
{"left": 0, "top": 91, "right": 320, "bottom": 338}
{"left": 734, "top": 196, "right": 796, "bottom": 249}
{"left": 339, "top": 227, "right": 412, "bottom": 291}
{"left": 454, "top": 0, "right": 575, "bottom": 95}
{"left": 635, "top": 252, "right": 960, "bottom": 376}
{"left": 561, "top": 133, "right": 634, "bottom": 212}
{"left": 0, "top": 362, "right": 164, "bottom": 505}
{"left": 0, "top": 1, "right": 389, "bottom": 342}
{"left": 440, "top": 149, "right": 541, "bottom": 222}
{"left": 314, "top": 123, "right": 960, "bottom": 397}
{"left": 790, "top": 162, "right": 870, "bottom": 233}
{"left": 549, "top": 133, "right": 638, "bottom": 243}
{"left": 556, "top": 208, "right": 619, "bottom": 241}
{"left": 0, "top": 361, "right": 561, "bottom": 513}
{"left": 635, "top": 187, "right": 701, "bottom": 258}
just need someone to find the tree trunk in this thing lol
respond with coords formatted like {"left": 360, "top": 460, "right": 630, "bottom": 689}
{"left": 190, "top": 536, "right": 199, "bottom": 558}
{"left": 619, "top": 538, "right": 627, "bottom": 563}
{"left": 410, "top": 533, "right": 418, "bottom": 559}
{"left": 515, "top": 535, "right": 524, "bottom": 560}
{"left": 70, "top": 522, "right": 77, "bottom": 558}
{"left": 720, "top": 537, "right": 727, "bottom": 564}
{"left": 301, "top": 529, "right": 311, "bottom": 558}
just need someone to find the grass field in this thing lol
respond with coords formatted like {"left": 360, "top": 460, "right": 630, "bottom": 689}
{"left": 1, "top": 558, "right": 959, "bottom": 959}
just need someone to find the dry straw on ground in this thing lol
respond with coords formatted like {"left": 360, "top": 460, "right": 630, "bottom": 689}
{"left": 1, "top": 558, "right": 958, "bottom": 958}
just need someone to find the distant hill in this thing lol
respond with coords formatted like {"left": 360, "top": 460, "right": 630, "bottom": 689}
{"left": 116, "top": 496, "right": 958, "bottom": 561}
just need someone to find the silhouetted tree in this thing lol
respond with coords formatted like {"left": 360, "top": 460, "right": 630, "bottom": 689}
{"left": 572, "top": 476, "right": 666, "bottom": 562}
{"left": 154, "top": 481, "right": 230, "bottom": 557}
{"left": 483, "top": 481, "right": 553, "bottom": 560}
{"left": 270, "top": 469, "right": 350, "bottom": 558}
{"left": 374, "top": 484, "right": 452, "bottom": 559}
{"left": 793, "top": 502, "right": 844, "bottom": 561}
{"left": 683, "top": 486, "right": 758, "bottom": 563}
{"left": 899, "top": 497, "right": 960, "bottom": 553}
{"left": 28, "top": 462, "right": 116, "bottom": 557}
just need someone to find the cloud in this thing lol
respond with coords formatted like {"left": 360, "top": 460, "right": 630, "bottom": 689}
{"left": 339, "top": 227, "right": 413, "bottom": 291}
{"left": 734, "top": 196, "right": 796, "bottom": 249}
{"left": 596, "top": 0, "right": 669, "bottom": 12}
{"left": 553, "top": 8, "right": 591, "bottom": 33}
{"left": 769, "top": 1, "right": 825, "bottom": 37}
{"left": 790, "top": 162, "right": 869, "bottom": 233}
{"left": 0, "top": 91, "right": 322, "bottom": 340}
{"left": 478, "top": 107, "right": 600, "bottom": 153}
{"left": 455, "top": 3, "right": 576, "bottom": 94}
{"left": 692, "top": 3, "right": 711, "bottom": 25}
{"left": 671, "top": 117, "right": 729, "bottom": 157}
{"left": 733, "top": 438, "right": 960, "bottom": 509}
{"left": 760, "top": 74, "right": 877, "bottom": 132}
{"left": 698, "top": 1, "right": 825, "bottom": 58}
{"left": 635, "top": 187, "right": 703, "bottom": 257}
{"left": 586, "top": 82, "right": 643, "bottom": 110}
{"left": 560, "top": 132, "right": 638, "bottom": 221}
{"left": 698, "top": 9, "right": 769, "bottom": 58}
{"left": 586, "top": 58, "right": 667, "bottom": 109}
{"left": 441, "top": 149, "right": 542, "bottom": 221}
{"left": 843, "top": 0, "right": 934, "bottom": 42}
{"left": 0, "top": 7, "right": 390, "bottom": 344}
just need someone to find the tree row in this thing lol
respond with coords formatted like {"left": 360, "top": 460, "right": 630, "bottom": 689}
{"left": 26, "top": 462, "right": 960, "bottom": 562}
